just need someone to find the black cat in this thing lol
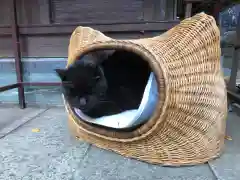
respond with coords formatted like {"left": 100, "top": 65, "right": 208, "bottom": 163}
{"left": 55, "top": 50, "right": 150, "bottom": 118}
{"left": 100, "top": 50, "right": 150, "bottom": 111}
{"left": 55, "top": 54, "right": 121, "bottom": 118}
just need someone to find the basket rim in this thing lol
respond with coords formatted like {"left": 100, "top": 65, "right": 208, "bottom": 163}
{"left": 65, "top": 40, "right": 170, "bottom": 142}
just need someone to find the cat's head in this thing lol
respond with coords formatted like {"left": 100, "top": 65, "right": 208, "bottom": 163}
{"left": 55, "top": 58, "right": 101, "bottom": 96}
{"left": 56, "top": 56, "right": 108, "bottom": 100}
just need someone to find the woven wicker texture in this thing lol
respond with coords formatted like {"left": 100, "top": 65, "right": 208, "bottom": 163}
{"left": 65, "top": 13, "right": 227, "bottom": 166}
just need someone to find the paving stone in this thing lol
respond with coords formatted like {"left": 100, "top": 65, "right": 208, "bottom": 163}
{"left": 0, "top": 108, "right": 90, "bottom": 180}
{"left": 76, "top": 146, "right": 216, "bottom": 180}
{"left": 209, "top": 112, "right": 240, "bottom": 180}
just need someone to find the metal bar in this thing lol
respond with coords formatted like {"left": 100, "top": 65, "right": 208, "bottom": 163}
{"left": 237, "top": 12, "right": 240, "bottom": 47}
{"left": 19, "top": 20, "right": 179, "bottom": 26}
{"left": 0, "top": 21, "right": 180, "bottom": 36}
{"left": 228, "top": 47, "right": 239, "bottom": 91}
{"left": 48, "top": 0, "right": 55, "bottom": 24}
{"left": 0, "top": 83, "right": 19, "bottom": 93}
{"left": 228, "top": 14, "right": 240, "bottom": 91}
{"left": 227, "top": 13, "right": 240, "bottom": 106}
{"left": 228, "top": 90, "right": 240, "bottom": 105}
{"left": 22, "top": 82, "right": 61, "bottom": 86}
{"left": 173, "top": 0, "right": 178, "bottom": 20}
{"left": 232, "top": 103, "right": 240, "bottom": 116}
{"left": 10, "top": 0, "right": 26, "bottom": 109}
{"left": 0, "top": 21, "right": 180, "bottom": 28}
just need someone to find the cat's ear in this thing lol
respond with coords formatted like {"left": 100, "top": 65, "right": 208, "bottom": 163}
{"left": 55, "top": 69, "right": 66, "bottom": 80}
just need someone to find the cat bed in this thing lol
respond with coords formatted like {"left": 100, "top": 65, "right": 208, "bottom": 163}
{"left": 71, "top": 72, "right": 158, "bottom": 129}
{"left": 64, "top": 13, "right": 227, "bottom": 166}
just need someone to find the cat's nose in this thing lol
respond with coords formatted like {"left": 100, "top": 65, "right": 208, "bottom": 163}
{"left": 79, "top": 97, "right": 87, "bottom": 106}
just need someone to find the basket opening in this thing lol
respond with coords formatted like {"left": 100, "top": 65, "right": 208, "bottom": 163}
{"left": 63, "top": 49, "right": 159, "bottom": 130}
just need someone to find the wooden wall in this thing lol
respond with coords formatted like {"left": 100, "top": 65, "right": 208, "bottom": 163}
{"left": 0, "top": 0, "right": 179, "bottom": 58}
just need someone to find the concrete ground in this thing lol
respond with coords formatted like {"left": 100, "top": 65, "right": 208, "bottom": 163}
{"left": 0, "top": 106, "right": 239, "bottom": 180}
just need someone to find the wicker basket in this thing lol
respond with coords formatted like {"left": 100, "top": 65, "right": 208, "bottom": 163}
{"left": 64, "top": 13, "right": 227, "bottom": 166}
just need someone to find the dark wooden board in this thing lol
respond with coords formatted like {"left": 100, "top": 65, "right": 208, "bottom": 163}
{"left": 51, "top": 0, "right": 144, "bottom": 23}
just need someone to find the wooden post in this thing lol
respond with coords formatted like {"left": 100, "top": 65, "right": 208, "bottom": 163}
{"left": 184, "top": 0, "right": 203, "bottom": 18}
{"left": 229, "top": 13, "right": 240, "bottom": 91}
{"left": 185, "top": 2, "right": 192, "bottom": 18}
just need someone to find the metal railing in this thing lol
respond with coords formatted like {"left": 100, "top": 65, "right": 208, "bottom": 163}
{"left": 2, "top": 0, "right": 239, "bottom": 109}
{"left": 0, "top": 0, "right": 63, "bottom": 108}
{"left": 227, "top": 12, "right": 240, "bottom": 105}
{"left": 0, "top": 0, "right": 182, "bottom": 109}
